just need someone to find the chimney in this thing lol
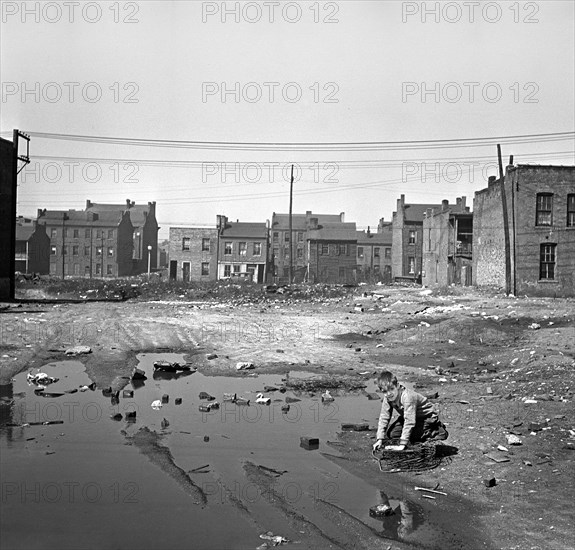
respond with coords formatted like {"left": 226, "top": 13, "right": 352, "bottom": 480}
{"left": 509, "top": 155, "right": 514, "bottom": 166}
{"left": 460, "top": 196, "right": 466, "bottom": 210}
{"left": 86, "top": 200, "right": 92, "bottom": 209}
{"left": 442, "top": 199, "right": 449, "bottom": 211}
{"left": 340, "top": 212, "right": 345, "bottom": 222}
{"left": 367, "top": 226, "right": 371, "bottom": 236}
{"left": 488, "top": 175, "right": 497, "bottom": 185}
{"left": 456, "top": 197, "right": 461, "bottom": 209}
{"left": 306, "top": 210, "right": 312, "bottom": 216}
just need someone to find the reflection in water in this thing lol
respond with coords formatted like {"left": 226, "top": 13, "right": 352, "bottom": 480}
{"left": 374, "top": 490, "right": 425, "bottom": 541}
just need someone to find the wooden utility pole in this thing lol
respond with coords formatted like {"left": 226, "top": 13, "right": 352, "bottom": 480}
{"left": 498, "top": 144, "right": 512, "bottom": 295}
{"left": 288, "top": 164, "right": 294, "bottom": 284}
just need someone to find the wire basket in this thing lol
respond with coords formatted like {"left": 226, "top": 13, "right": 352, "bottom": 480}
{"left": 372, "top": 441, "right": 453, "bottom": 473}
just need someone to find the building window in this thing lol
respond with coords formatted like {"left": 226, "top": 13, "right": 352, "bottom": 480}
{"left": 84, "top": 265, "right": 90, "bottom": 275}
{"left": 51, "top": 228, "right": 57, "bottom": 239}
{"left": 540, "top": 244, "right": 556, "bottom": 280}
{"left": 284, "top": 249, "right": 289, "bottom": 259}
{"left": 107, "top": 265, "right": 113, "bottom": 275}
{"left": 334, "top": 244, "right": 340, "bottom": 255}
{"left": 284, "top": 232, "right": 290, "bottom": 243}
{"left": 283, "top": 267, "right": 289, "bottom": 278}
{"left": 85, "top": 228, "right": 90, "bottom": 238}
{"left": 253, "top": 242, "right": 261, "bottom": 256}
{"left": 108, "top": 247, "right": 114, "bottom": 257}
{"left": 96, "top": 264, "right": 102, "bottom": 275}
{"left": 374, "top": 247, "right": 380, "bottom": 258}
{"left": 239, "top": 242, "right": 247, "bottom": 256}
{"left": 108, "top": 229, "right": 114, "bottom": 239}
{"left": 96, "top": 229, "right": 102, "bottom": 239}
{"left": 73, "top": 229, "right": 79, "bottom": 238}
{"left": 321, "top": 244, "right": 329, "bottom": 255}
{"left": 297, "top": 232, "right": 304, "bottom": 242}
{"left": 385, "top": 247, "right": 391, "bottom": 258}
{"left": 96, "top": 247, "right": 102, "bottom": 256}
{"left": 339, "top": 267, "right": 345, "bottom": 279}
{"left": 51, "top": 246, "right": 57, "bottom": 255}
{"left": 342, "top": 244, "right": 348, "bottom": 255}
{"left": 182, "top": 237, "right": 190, "bottom": 251}
{"left": 273, "top": 232, "right": 279, "bottom": 243}
{"left": 233, "top": 265, "right": 240, "bottom": 273}
{"left": 567, "top": 194, "right": 575, "bottom": 227}
{"left": 202, "top": 238, "right": 210, "bottom": 252}
{"left": 224, "top": 242, "right": 233, "bottom": 255}
{"left": 297, "top": 247, "right": 303, "bottom": 259}
{"left": 408, "top": 230, "right": 416, "bottom": 244}
{"left": 63, "top": 228, "right": 68, "bottom": 238}
{"left": 357, "top": 246, "right": 364, "bottom": 259}
{"left": 224, "top": 264, "right": 231, "bottom": 277}
{"left": 84, "top": 246, "right": 90, "bottom": 256}
{"left": 62, "top": 246, "right": 67, "bottom": 256}
{"left": 273, "top": 248, "right": 279, "bottom": 259}
{"left": 72, "top": 245, "right": 79, "bottom": 256}
{"left": 408, "top": 256, "right": 415, "bottom": 274}
{"left": 201, "top": 262, "right": 210, "bottom": 276}
{"left": 536, "top": 193, "right": 553, "bottom": 226}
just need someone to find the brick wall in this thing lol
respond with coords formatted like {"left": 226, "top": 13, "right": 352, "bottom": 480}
{"left": 309, "top": 242, "right": 357, "bottom": 283}
{"left": 0, "top": 138, "right": 15, "bottom": 299}
{"left": 473, "top": 181, "right": 507, "bottom": 288}
{"left": 511, "top": 166, "right": 575, "bottom": 297}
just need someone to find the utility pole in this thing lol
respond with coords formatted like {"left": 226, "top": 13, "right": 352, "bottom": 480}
{"left": 288, "top": 164, "right": 294, "bottom": 284}
{"left": 61, "top": 214, "right": 67, "bottom": 280}
{"left": 498, "top": 144, "right": 512, "bottom": 295}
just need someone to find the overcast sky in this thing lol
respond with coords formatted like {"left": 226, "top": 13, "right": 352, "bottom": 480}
{"left": 1, "top": 0, "right": 574, "bottom": 239}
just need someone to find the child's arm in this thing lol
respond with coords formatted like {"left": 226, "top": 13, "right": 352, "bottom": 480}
{"left": 399, "top": 394, "right": 418, "bottom": 446}
{"left": 376, "top": 400, "right": 392, "bottom": 442}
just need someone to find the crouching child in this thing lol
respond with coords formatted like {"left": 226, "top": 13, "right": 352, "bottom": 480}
{"left": 373, "top": 370, "right": 448, "bottom": 452}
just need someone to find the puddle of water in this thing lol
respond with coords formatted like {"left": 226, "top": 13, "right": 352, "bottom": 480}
{"left": 1, "top": 354, "right": 469, "bottom": 549}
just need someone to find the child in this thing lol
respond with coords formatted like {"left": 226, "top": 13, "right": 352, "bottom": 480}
{"left": 372, "top": 370, "right": 448, "bottom": 451}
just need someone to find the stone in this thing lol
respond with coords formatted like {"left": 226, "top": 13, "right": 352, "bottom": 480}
{"left": 175, "top": 398, "right": 182, "bottom": 405}
{"left": 65, "top": 345, "right": 92, "bottom": 356}
{"left": 122, "top": 389, "right": 134, "bottom": 398}
{"left": 341, "top": 423, "right": 370, "bottom": 431}
{"left": 528, "top": 422, "right": 543, "bottom": 432}
{"left": 161, "top": 418, "right": 169, "bottom": 429}
{"left": 161, "top": 394, "right": 169, "bottom": 404}
{"left": 131, "top": 368, "right": 147, "bottom": 380}
{"left": 300, "top": 437, "right": 319, "bottom": 450}
{"left": 206, "top": 353, "right": 218, "bottom": 360}
{"left": 483, "top": 477, "right": 497, "bottom": 487}
{"left": 236, "top": 362, "right": 255, "bottom": 370}
{"left": 110, "top": 413, "right": 123, "bottom": 421}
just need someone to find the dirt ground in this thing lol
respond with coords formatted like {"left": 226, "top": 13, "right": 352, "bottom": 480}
{"left": 1, "top": 281, "right": 574, "bottom": 549}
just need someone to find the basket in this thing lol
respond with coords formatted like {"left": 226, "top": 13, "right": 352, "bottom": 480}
{"left": 372, "top": 441, "right": 451, "bottom": 473}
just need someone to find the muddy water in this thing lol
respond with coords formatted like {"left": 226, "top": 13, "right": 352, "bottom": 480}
{"left": 1, "top": 354, "right": 472, "bottom": 549}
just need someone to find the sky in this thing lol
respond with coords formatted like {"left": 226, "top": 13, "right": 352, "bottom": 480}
{"left": 1, "top": 0, "right": 574, "bottom": 239}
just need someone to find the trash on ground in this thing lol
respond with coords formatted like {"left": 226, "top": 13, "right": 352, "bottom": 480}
{"left": 414, "top": 486, "right": 447, "bottom": 496}
{"left": 321, "top": 390, "right": 334, "bottom": 402}
{"left": 151, "top": 400, "right": 163, "bottom": 410}
{"left": 300, "top": 436, "right": 319, "bottom": 450}
{"left": 259, "top": 531, "right": 290, "bottom": 545}
{"left": 236, "top": 362, "right": 255, "bottom": 370}
{"left": 65, "top": 345, "right": 92, "bottom": 355}
{"left": 27, "top": 372, "right": 58, "bottom": 385}
{"left": 256, "top": 393, "right": 271, "bottom": 405}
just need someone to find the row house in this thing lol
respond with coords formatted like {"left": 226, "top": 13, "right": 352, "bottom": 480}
{"left": 168, "top": 227, "right": 218, "bottom": 282}
{"left": 307, "top": 218, "right": 357, "bottom": 284}
{"left": 473, "top": 164, "right": 575, "bottom": 297}
{"left": 356, "top": 219, "right": 393, "bottom": 283}
{"left": 15, "top": 218, "right": 50, "bottom": 275}
{"left": 271, "top": 211, "right": 344, "bottom": 283}
{"left": 86, "top": 199, "right": 159, "bottom": 274}
{"left": 37, "top": 209, "right": 134, "bottom": 278}
{"left": 217, "top": 216, "right": 268, "bottom": 283}
{"left": 422, "top": 197, "right": 473, "bottom": 287}
{"left": 392, "top": 194, "right": 469, "bottom": 281}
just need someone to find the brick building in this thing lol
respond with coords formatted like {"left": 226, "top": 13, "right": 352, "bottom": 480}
{"left": 473, "top": 164, "right": 575, "bottom": 297}
{"left": 217, "top": 216, "right": 268, "bottom": 283}
{"left": 356, "top": 219, "right": 393, "bottom": 283}
{"left": 168, "top": 227, "right": 218, "bottom": 282}
{"left": 270, "top": 211, "right": 344, "bottom": 282}
{"left": 37, "top": 209, "right": 133, "bottom": 278}
{"left": 86, "top": 200, "right": 159, "bottom": 274}
{"left": 391, "top": 195, "right": 444, "bottom": 281}
{"left": 15, "top": 219, "right": 50, "bottom": 275}
{"left": 422, "top": 197, "right": 472, "bottom": 287}
{"left": 307, "top": 219, "right": 357, "bottom": 283}
{"left": 0, "top": 137, "right": 15, "bottom": 299}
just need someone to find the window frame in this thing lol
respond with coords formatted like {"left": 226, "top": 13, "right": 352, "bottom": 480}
{"left": 224, "top": 242, "right": 233, "bottom": 255}
{"left": 201, "top": 262, "right": 210, "bottom": 276}
{"left": 567, "top": 194, "right": 575, "bottom": 227}
{"left": 408, "top": 230, "right": 416, "bottom": 245}
{"left": 239, "top": 242, "right": 247, "bottom": 256}
{"left": 253, "top": 242, "right": 261, "bottom": 256}
{"left": 182, "top": 237, "right": 191, "bottom": 251}
{"left": 202, "top": 238, "right": 211, "bottom": 252}
{"left": 536, "top": 193, "right": 553, "bottom": 226}
{"left": 539, "top": 243, "right": 556, "bottom": 280}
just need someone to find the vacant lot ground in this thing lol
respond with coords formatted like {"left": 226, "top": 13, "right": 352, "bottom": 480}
{"left": 1, "top": 281, "right": 574, "bottom": 549}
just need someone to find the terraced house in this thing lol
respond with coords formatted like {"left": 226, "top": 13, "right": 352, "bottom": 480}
{"left": 217, "top": 215, "right": 269, "bottom": 283}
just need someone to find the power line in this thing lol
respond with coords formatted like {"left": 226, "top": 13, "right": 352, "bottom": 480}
{"left": 22, "top": 130, "right": 575, "bottom": 152}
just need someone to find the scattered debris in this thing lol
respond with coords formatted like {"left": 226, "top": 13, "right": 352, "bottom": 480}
{"left": 256, "top": 393, "right": 271, "bottom": 405}
{"left": 414, "top": 486, "right": 447, "bottom": 496}
{"left": 236, "top": 362, "right": 255, "bottom": 370}
{"left": 483, "top": 478, "right": 497, "bottom": 488}
{"left": 321, "top": 390, "right": 334, "bottom": 402}
{"left": 151, "top": 400, "right": 163, "bottom": 410}
{"left": 65, "top": 345, "right": 92, "bottom": 356}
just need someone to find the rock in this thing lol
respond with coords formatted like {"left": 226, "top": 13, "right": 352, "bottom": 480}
{"left": 236, "top": 362, "right": 255, "bottom": 370}
{"left": 204, "top": 435, "right": 209, "bottom": 442}
{"left": 366, "top": 393, "right": 380, "bottom": 401}
{"left": 125, "top": 411, "right": 136, "bottom": 421}
{"left": 370, "top": 504, "right": 395, "bottom": 517}
{"left": 486, "top": 387, "right": 493, "bottom": 395}
{"left": 341, "top": 423, "right": 370, "bottom": 431}
{"left": 161, "top": 418, "right": 170, "bottom": 429}
{"left": 223, "top": 393, "right": 236, "bottom": 402}
{"left": 131, "top": 367, "right": 147, "bottom": 380}
{"left": 206, "top": 353, "right": 218, "bottom": 360}
{"left": 175, "top": 398, "right": 182, "bottom": 405}
{"left": 65, "top": 345, "right": 92, "bottom": 356}
{"left": 529, "top": 323, "right": 541, "bottom": 330}
{"left": 276, "top": 349, "right": 285, "bottom": 354}
{"left": 199, "top": 392, "right": 215, "bottom": 401}
{"left": 122, "top": 389, "right": 134, "bottom": 398}
{"left": 161, "top": 394, "right": 169, "bottom": 404}
{"left": 110, "top": 413, "right": 123, "bottom": 421}
{"left": 300, "top": 436, "right": 319, "bottom": 450}
{"left": 483, "top": 477, "right": 497, "bottom": 487}
{"left": 285, "top": 396, "right": 301, "bottom": 404}
{"left": 355, "top": 348, "right": 362, "bottom": 352}
{"left": 506, "top": 434, "right": 522, "bottom": 446}
{"left": 102, "top": 387, "right": 113, "bottom": 397}
{"left": 281, "top": 404, "right": 290, "bottom": 413}
{"left": 528, "top": 422, "right": 543, "bottom": 432}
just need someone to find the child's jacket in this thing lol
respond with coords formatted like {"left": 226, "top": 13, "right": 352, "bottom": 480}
{"left": 376, "top": 385, "right": 437, "bottom": 445}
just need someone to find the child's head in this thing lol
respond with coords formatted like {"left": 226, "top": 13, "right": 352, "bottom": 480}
{"left": 377, "top": 370, "right": 399, "bottom": 401}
